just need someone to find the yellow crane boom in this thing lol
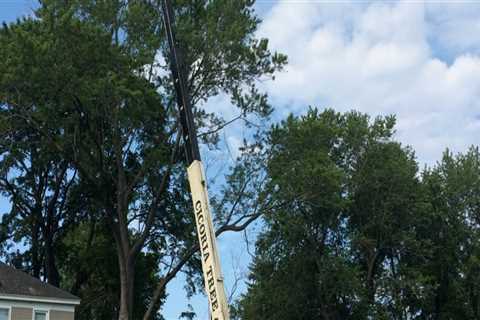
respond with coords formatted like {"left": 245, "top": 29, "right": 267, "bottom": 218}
{"left": 161, "top": 1, "right": 230, "bottom": 319}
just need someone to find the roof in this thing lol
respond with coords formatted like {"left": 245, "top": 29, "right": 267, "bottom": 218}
{"left": 0, "top": 262, "right": 80, "bottom": 304}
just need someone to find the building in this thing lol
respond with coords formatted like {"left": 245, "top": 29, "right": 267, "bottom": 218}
{"left": 0, "top": 263, "right": 80, "bottom": 320}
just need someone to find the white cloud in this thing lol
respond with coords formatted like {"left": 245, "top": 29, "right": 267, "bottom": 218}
{"left": 256, "top": 1, "right": 480, "bottom": 165}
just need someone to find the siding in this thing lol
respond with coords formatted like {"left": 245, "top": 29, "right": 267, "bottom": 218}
{"left": 11, "top": 307, "right": 32, "bottom": 320}
{"left": 50, "top": 310, "right": 75, "bottom": 320}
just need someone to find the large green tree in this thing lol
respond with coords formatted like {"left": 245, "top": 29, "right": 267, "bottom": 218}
{"left": 235, "top": 110, "right": 480, "bottom": 320}
{"left": 0, "top": 1, "right": 286, "bottom": 319}
{"left": 412, "top": 148, "right": 480, "bottom": 319}
{"left": 234, "top": 109, "right": 436, "bottom": 320}
{"left": 348, "top": 139, "right": 422, "bottom": 319}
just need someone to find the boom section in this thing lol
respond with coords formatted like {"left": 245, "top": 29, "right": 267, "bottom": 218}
{"left": 161, "top": 1, "right": 230, "bottom": 320}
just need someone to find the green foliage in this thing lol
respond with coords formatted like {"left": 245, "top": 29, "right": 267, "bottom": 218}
{"left": 235, "top": 110, "right": 480, "bottom": 320}
{"left": 58, "top": 222, "right": 162, "bottom": 320}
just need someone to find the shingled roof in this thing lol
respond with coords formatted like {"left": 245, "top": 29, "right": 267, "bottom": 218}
{"left": 0, "top": 262, "right": 79, "bottom": 303}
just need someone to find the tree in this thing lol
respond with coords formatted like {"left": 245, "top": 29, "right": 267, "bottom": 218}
{"left": 0, "top": 1, "right": 286, "bottom": 319}
{"left": 58, "top": 221, "right": 162, "bottom": 320}
{"left": 0, "top": 17, "right": 83, "bottom": 286}
{"left": 235, "top": 109, "right": 480, "bottom": 320}
{"left": 348, "top": 140, "right": 422, "bottom": 318}
{"left": 412, "top": 148, "right": 480, "bottom": 319}
{"left": 235, "top": 109, "right": 424, "bottom": 320}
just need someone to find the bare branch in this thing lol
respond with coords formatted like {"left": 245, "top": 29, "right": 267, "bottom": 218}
{"left": 196, "top": 115, "right": 242, "bottom": 140}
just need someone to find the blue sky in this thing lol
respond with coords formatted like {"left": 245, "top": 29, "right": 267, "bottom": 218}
{"left": 0, "top": 1, "right": 37, "bottom": 21}
{"left": 2, "top": 1, "right": 480, "bottom": 319}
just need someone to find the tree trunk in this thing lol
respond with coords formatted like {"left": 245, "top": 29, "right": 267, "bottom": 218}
{"left": 45, "top": 233, "right": 60, "bottom": 287}
{"left": 118, "top": 262, "right": 129, "bottom": 320}
{"left": 366, "top": 251, "right": 379, "bottom": 305}
{"left": 118, "top": 255, "right": 135, "bottom": 320}
{"left": 113, "top": 207, "right": 135, "bottom": 320}
{"left": 31, "top": 214, "right": 41, "bottom": 278}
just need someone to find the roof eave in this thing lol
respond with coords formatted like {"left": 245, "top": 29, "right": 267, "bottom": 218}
{"left": 0, "top": 293, "right": 80, "bottom": 306}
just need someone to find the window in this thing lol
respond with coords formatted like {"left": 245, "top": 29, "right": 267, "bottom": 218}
{"left": 34, "top": 310, "right": 47, "bottom": 320}
{"left": 0, "top": 308, "right": 8, "bottom": 320}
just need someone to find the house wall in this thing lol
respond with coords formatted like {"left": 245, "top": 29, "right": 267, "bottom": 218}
{"left": 0, "top": 300, "right": 75, "bottom": 320}
{"left": 11, "top": 307, "right": 32, "bottom": 320}
{"left": 49, "top": 310, "right": 74, "bottom": 320}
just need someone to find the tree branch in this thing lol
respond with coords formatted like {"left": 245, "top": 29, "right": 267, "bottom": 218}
{"left": 196, "top": 115, "right": 243, "bottom": 140}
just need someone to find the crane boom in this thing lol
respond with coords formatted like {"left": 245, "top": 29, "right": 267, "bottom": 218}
{"left": 161, "top": 1, "right": 230, "bottom": 320}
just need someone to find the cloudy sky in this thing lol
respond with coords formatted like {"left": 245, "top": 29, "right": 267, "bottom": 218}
{"left": 253, "top": 1, "right": 480, "bottom": 166}
{"left": 1, "top": 1, "right": 480, "bottom": 319}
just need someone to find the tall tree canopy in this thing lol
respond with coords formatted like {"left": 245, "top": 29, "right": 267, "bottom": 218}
{"left": 0, "top": 1, "right": 286, "bottom": 319}
{"left": 234, "top": 109, "right": 480, "bottom": 320}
